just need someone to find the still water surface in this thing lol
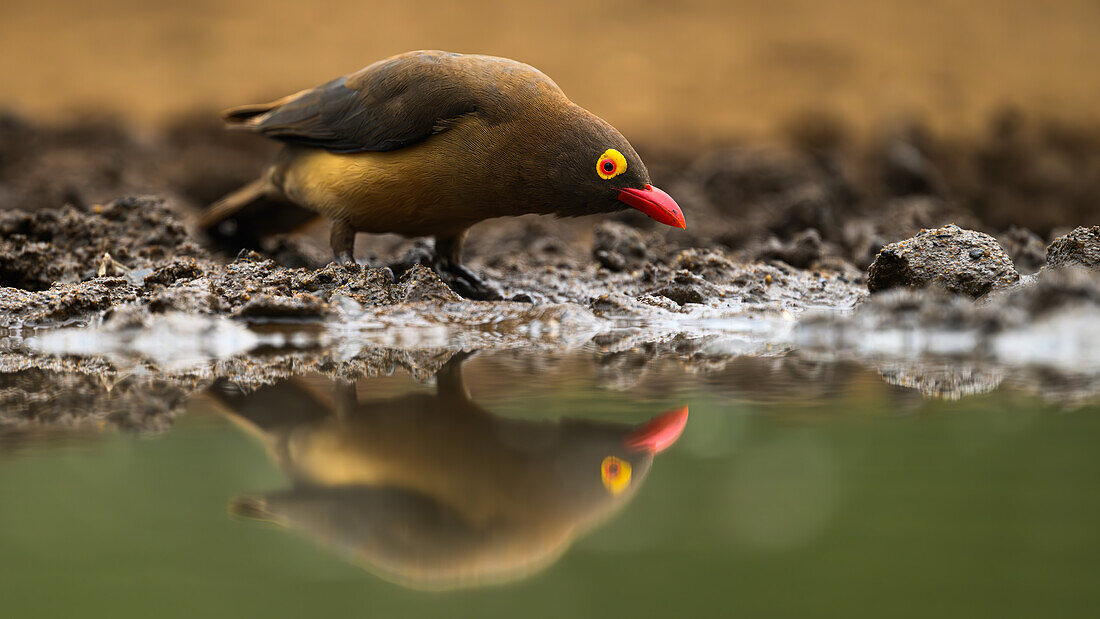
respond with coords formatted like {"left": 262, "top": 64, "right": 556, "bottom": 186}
{"left": 1, "top": 352, "right": 1098, "bottom": 618}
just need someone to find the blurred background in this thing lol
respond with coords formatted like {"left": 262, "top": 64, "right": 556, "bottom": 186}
{"left": 2, "top": 0, "right": 1098, "bottom": 144}
{"left": 0, "top": 0, "right": 1097, "bottom": 271}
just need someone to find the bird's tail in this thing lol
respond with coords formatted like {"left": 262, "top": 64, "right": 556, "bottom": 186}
{"left": 229, "top": 495, "right": 281, "bottom": 524}
{"left": 198, "top": 178, "right": 270, "bottom": 229}
{"left": 206, "top": 377, "right": 333, "bottom": 438}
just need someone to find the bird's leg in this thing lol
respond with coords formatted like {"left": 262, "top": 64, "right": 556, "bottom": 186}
{"left": 434, "top": 350, "right": 477, "bottom": 400}
{"left": 332, "top": 379, "right": 358, "bottom": 422}
{"left": 433, "top": 233, "right": 502, "bottom": 301}
{"left": 330, "top": 220, "right": 357, "bottom": 265}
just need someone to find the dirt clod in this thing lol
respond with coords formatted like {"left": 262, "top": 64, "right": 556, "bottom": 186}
{"left": 651, "top": 270, "right": 717, "bottom": 306}
{"left": 592, "top": 222, "right": 653, "bottom": 272}
{"left": 393, "top": 265, "right": 463, "bottom": 303}
{"left": 756, "top": 229, "right": 824, "bottom": 269}
{"left": 235, "top": 293, "right": 328, "bottom": 319}
{"left": 1046, "top": 226, "right": 1100, "bottom": 271}
{"left": 0, "top": 196, "right": 204, "bottom": 291}
{"left": 867, "top": 224, "right": 1020, "bottom": 297}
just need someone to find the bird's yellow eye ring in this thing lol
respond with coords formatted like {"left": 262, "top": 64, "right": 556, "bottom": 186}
{"left": 597, "top": 149, "right": 627, "bottom": 180}
{"left": 601, "top": 456, "right": 632, "bottom": 494}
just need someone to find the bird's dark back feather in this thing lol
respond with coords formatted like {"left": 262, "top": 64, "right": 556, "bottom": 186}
{"left": 222, "top": 50, "right": 563, "bottom": 154}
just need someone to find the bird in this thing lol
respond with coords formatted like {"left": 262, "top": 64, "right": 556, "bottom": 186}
{"left": 199, "top": 50, "right": 686, "bottom": 299}
{"left": 209, "top": 353, "right": 688, "bottom": 590}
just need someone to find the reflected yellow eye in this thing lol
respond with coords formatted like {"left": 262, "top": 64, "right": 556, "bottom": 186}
{"left": 596, "top": 149, "right": 628, "bottom": 180}
{"left": 601, "top": 456, "right": 632, "bottom": 494}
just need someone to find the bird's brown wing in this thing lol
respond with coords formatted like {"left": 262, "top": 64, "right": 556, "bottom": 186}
{"left": 222, "top": 51, "right": 506, "bottom": 153}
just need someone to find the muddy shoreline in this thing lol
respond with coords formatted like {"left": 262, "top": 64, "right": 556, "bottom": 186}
{"left": 1, "top": 111, "right": 1099, "bottom": 431}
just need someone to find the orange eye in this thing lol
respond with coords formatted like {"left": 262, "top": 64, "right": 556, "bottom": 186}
{"left": 596, "top": 148, "right": 627, "bottom": 180}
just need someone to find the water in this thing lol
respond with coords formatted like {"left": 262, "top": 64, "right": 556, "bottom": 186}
{"left": 2, "top": 350, "right": 1099, "bottom": 618}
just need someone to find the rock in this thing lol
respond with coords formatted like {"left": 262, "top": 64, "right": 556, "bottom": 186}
{"left": 672, "top": 248, "right": 739, "bottom": 283}
{"left": 1046, "top": 226, "right": 1100, "bottom": 270}
{"left": 650, "top": 270, "right": 718, "bottom": 306}
{"left": 594, "top": 248, "right": 626, "bottom": 272}
{"left": 394, "top": 265, "right": 463, "bottom": 303}
{"left": 588, "top": 292, "right": 638, "bottom": 316}
{"left": 638, "top": 294, "right": 681, "bottom": 312}
{"left": 144, "top": 257, "right": 205, "bottom": 286}
{"left": 235, "top": 292, "right": 329, "bottom": 319}
{"left": 330, "top": 266, "right": 398, "bottom": 306}
{"left": 867, "top": 224, "right": 1020, "bottom": 297}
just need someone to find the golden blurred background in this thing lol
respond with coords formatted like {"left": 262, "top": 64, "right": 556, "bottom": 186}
{"left": 2, "top": 0, "right": 1098, "bottom": 144}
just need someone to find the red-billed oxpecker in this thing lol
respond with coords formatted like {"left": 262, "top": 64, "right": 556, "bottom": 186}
{"left": 200, "top": 50, "right": 685, "bottom": 298}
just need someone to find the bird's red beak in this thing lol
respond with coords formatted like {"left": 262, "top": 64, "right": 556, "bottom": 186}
{"left": 625, "top": 406, "right": 689, "bottom": 453}
{"left": 617, "top": 184, "right": 686, "bottom": 229}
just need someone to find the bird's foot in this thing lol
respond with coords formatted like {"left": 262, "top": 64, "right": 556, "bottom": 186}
{"left": 432, "top": 261, "right": 504, "bottom": 301}
{"left": 382, "top": 245, "right": 501, "bottom": 300}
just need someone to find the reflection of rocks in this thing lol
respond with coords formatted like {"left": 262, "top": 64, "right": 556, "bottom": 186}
{"left": 867, "top": 224, "right": 1020, "bottom": 298}
{"left": 798, "top": 265, "right": 1100, "bottom": 403}
{"left": 589, "top": 334, "right": 714, "bottom": 390}
{"left": 1046, "top": 226, "right": 1100, "bottom": 271}
{"left": 0, "top": 369, "right": 200, "bottom": 433}
{"left": 1008, "top": 369, "right": 1100, "bottom": 408}
{"left": 877, "top": 363, "right": 1005, "bottom": 400}
{"left": 801, "top": 266, "right": 1100, "bottom": 348}
{"left": 800, "top": 286, "right": 992, "bottom": 339}
{"left": 876, "top": 360, "right": 1100, "bottom": 407}
{"left": 9, "top": 300, "right": 607, "bottom": 387}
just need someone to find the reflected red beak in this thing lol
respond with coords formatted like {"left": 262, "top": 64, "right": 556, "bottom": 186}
{"left": 617, "top": 184, "right": 686, "bottom": 229}
{"left": 625, "top": 406, "right": 689, "bottom": 453}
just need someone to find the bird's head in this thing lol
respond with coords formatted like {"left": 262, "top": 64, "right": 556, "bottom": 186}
{"left": 552, "top": 405, "right": 689, "bottom": 518}
{"left": 533, "top": 108, "right": 686, "bottom": 229}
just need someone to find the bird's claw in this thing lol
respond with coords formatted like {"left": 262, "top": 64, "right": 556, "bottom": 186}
{"left": 384, "top": 246, "right": 503, "bottom": 300}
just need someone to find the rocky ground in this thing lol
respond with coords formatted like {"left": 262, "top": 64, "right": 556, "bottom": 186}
{"left": 1, "top": 110, "right": 1099, "bottom": 431}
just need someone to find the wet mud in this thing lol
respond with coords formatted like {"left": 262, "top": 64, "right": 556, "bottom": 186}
{"left": 1, "top": 110, "right": 1100, "bottom": 430}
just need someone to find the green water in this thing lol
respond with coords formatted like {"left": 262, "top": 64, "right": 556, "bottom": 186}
{"left": 1, "top": 353, "right": 1098, "bottom": 618}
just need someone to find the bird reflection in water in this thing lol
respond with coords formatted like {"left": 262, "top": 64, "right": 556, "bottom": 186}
{"left": 211, "top": 354, "right": 687, "bottom": 590}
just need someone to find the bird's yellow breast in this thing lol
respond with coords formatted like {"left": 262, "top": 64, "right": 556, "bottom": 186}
{"left": 274, "top": 115, "right": 508, "bottom": 237}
